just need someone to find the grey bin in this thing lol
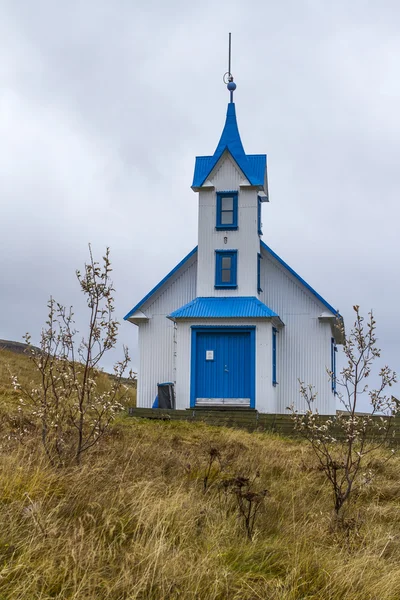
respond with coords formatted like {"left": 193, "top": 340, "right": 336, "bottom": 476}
{"left": 157, "top": 382, "right": 175, "bottom": 409}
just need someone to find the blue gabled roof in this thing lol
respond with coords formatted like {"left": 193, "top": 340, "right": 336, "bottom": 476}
{"left": 124, "top": 246, "right": 198, "bottom": 320}
{"left": 124, "top": 244, "right": 342, "bottom": 325}
{"left": 168, "top": 297, "right": 278, "bottom": 319}
{"left": 192, "top": 103, "right": 266, "bottom": 188}
{"left": 260, "top": 241, "right": 341, "bottom": 317}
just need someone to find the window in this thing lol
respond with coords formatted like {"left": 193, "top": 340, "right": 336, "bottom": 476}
{"left": 215, "top": 250, "right": 237, "bottom": 288}
{"left": 257, "top": 195, "right": 262, "bottom": 236}
{"left": 257, "top": 253, "right": 262, "bottom": 293}
{"left": 331, "top": 337, "right": 337, "bottom": 394}
{"left": 272, "top": 327, "right": 277, "bottom": 386}
{"left": 216, "top": 192, "right": 238, "bottom": 230}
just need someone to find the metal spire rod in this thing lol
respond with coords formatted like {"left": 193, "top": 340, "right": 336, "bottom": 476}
{"left": 223, "top": 32, "right": 237, "bottom": 102}
{"left": 228, "top": 32, "right": 232, "bottom": 78}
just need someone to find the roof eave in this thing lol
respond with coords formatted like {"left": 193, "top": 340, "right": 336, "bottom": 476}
{"left": 261, "top": 241, "right": 342, "bottom": 321}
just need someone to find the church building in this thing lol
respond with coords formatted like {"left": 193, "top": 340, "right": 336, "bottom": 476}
{"left": 125, "top": 74, "right": 344, "bottom": 415}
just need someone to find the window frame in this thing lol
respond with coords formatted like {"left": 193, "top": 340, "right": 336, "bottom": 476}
{"left": 331, "top": 337, "right": 337, "bottom": 394}
{"left": 257, "top": 195, "right": 263, "bottom": 236}
{"left": 216, "top": 192, "right": 238, "bottom": 230}
{"left": 257, "top": 252, "right": 263, "bottom": 293}
{"left": 215, "top": 250, "right": 238, "bottom": 289}
{"left": 272, "top": 327, "right": 277, "bottom": 386}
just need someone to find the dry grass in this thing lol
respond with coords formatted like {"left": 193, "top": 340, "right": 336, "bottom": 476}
{"left": 1, "top": 352, "right": 400, "bottom": 598}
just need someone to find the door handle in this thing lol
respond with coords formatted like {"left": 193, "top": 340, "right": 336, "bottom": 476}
{"left": 224, "top": 365, "right": 229, "bottom": 372}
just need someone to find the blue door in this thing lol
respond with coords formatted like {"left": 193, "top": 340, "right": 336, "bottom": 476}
{"left": 193, "top": 329, "right": 254, "bottom": 407}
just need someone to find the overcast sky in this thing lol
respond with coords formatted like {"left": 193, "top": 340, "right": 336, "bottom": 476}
{"left": 1, "top": 0, "right": 399, "bottom": 408}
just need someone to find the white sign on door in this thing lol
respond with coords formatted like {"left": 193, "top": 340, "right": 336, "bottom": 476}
{"left": 206, "top": 350, "right": 214, "bottom": 361}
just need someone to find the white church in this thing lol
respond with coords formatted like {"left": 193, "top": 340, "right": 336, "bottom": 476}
{"left": 125, "top": 76, "right": 344, "bottom": 415}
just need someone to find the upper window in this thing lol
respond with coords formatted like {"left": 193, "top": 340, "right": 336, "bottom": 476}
{"left": 216, "top": 192, "right": 238, "bottom": 230}
{"left": 215, "top": 250, "right": 237, "bottom": 288}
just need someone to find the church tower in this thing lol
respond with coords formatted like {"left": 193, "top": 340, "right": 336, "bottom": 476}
{"left": 192, "top": 78, "right": 269, "bottom": 299}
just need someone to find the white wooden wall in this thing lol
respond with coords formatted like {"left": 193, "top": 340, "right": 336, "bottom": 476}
{"left": 136, "top": 254, "right": 197, "bottom": 408}
{"left": 259, "top": 247, "right": 335, "bottom": 415}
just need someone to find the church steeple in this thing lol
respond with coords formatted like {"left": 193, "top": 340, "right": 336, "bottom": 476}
{"left": 192, "top": 34, "right": 267, "bottom": 193}
{"left": 191, "top": 100, "right": 267, "bottom": 190}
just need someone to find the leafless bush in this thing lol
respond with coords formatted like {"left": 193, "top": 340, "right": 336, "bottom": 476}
{"left": 289, "top": 306, "right": 398, "bottom": 522}
{"left": 220, "top": 475, "right": 268, "bottom": 540}
{"left": 12, "top": 246, "right": 134, "bottom": 466}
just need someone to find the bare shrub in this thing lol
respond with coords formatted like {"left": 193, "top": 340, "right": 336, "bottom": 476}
{"left": 12, "top": 246, "right": 134, "bottom": 466}
{"left": 289, "top": 306, "right": 398, "bottom": 522}
{"left": 220, "top": 474, "right": 268, "bottom": 540}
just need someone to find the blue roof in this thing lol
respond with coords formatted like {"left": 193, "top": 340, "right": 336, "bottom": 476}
{"left": 192, "top": 103, "right": 266, "bottom": 188}
{"left": 168, "top": 297, "right": 279, "bottom": 319}
{"left": 125, "top": 245, "right": 341, "bottom": 324}
{"left": 260, "top": 241, "right": 341, "bottom": 317}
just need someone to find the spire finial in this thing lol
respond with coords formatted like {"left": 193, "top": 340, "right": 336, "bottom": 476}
{"left": 223, "top": 32, "right": 237, "bottom": 103}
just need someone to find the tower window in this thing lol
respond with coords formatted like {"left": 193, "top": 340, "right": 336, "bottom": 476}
{"left": 215, "top": 250, "right": 237, "bottom": 288}
{"left": 216, "top": 192, "right": 238, "bottom": 230}
{"left": 257, "top": 195, "right": 263, "bottom": 236}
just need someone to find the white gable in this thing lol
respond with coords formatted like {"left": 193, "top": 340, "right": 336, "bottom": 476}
{"left": 141, "top": 254, "right": 197, "bottom": 317}
{"left": 208, "top": 152, "right": 250, "bottom": 190}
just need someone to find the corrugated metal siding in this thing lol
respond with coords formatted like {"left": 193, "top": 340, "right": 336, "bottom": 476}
{"left": 136, "top": 256, "right": 197, "bottom": 408}
{"left": 175, "top": 320, "right": 276, "bottom": 413}
{"left": 197, "top": 155, "right": 260, "bottom": 297}
{"left": 259, "top": 248, "right": 335, "bottom": 415}
{"left": 169, "top": 296, "right": 278, "bottom": 319}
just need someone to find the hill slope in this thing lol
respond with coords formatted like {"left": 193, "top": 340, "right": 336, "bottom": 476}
{"left": 0, "top": 346, "right": 136, "bottom": 410}
{"left": 0, "top": 351, "right": 400, "bottom": 599}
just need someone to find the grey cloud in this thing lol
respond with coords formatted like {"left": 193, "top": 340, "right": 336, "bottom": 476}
{"left": 1, "top": 0, "right": 399, "bottom": 409}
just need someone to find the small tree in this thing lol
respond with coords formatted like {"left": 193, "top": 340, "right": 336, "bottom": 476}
{"left": 13, "top": 246, "right": 133, "bottom": 466}
{"left": 290, "top": 306, "right": 398, "bottom": 522}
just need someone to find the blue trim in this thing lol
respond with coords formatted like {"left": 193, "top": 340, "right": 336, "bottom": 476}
{"left": 260, "top": 241, "right": 340, "bottom": 317}
{"left": 124, "top": 246, "right": 198, "bottom": 320}
{"left": 272, "top": 327, "right": 277, "bottom": 386}
{"left": 190, "top": 328, "right": 197, "bottom": 408}
{"left": 215, "top": 250, "right": 237, "bottom": 289}
{"left": 192, "top": 104, "right": 266, "bottom": 188}
{"left": 257, "top": 253, "right": 262, "bottom": 294}
{"left": 216, "top": 191, "right": 238, "bottom": 230}
{"left": 257, "top": 196, "right": 262, "bottom": 236}
{"left": 190, "top": 326, "right": 256, "bottom": 409}
{"left": 331, "top": 337, "right": 337, "bottom": 394}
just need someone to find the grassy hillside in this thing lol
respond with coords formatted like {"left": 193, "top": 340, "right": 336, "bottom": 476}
{"left": 0, "top": 348, "right": 136, "bottom": 411}
{"left": 1, "top": 351, "right": 400, "bottom": 599}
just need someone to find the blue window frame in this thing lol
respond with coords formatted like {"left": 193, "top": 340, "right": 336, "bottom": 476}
{"left": 257, "top": 253, "right": 262, "bottom": 293}
{"left": 272, "top": 327, "right": 277, "bottom": 386}
{"left": 331, "top": 337, "right": 337, "bottom": 394}
{"left": 215, "top": 250, "right": 237, "bottom": 288}
{"left": 216, "top": 192, "right": 238, "bottom": 230}
{"left": 257, "top": 195, "right": 263, "bottom": 236}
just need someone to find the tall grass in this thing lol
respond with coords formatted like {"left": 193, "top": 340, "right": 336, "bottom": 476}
{"left": 1, "top": 350, "right": 400, "bottom": 598}
{"left": 1, "top": 418, "right": 400, "bottom": 599}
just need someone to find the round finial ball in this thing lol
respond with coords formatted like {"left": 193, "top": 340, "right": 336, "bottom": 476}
{"left": 227, "top": 81, "right": 237, "bottom": 91}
